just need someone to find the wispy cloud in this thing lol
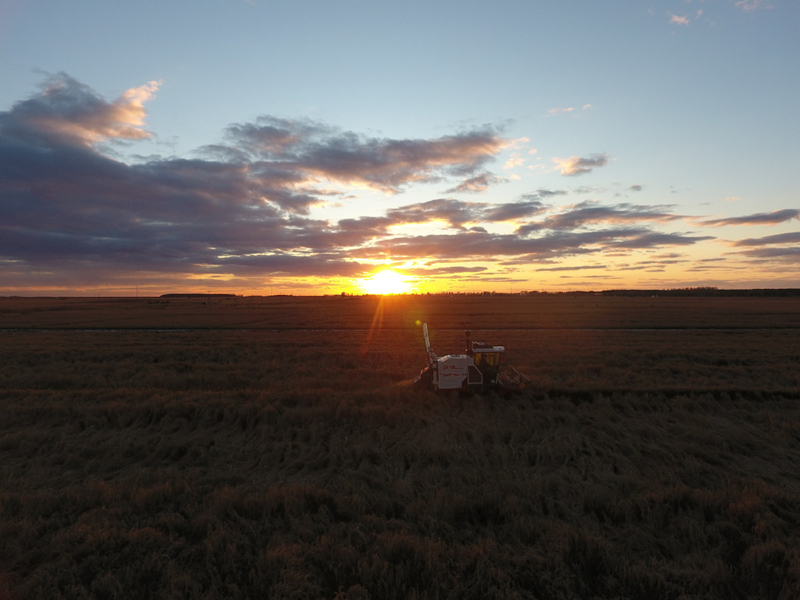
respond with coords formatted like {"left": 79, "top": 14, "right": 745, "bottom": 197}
{"left": 531, "top": 188, "right": 569, "bottom": 199}
{"left": 547, "top": 104, "right": 592, "bottom": 116}
{"left": 669, "top": 14, "right": 690, "bottom": 25}
{"left": 503, "top": 153, "right": 525, "bottom": 169}
{"left": 611, "top": 232, "right": 714, "bottom": 249}
{"left": 732, "top": 232, "right": 800, "bottom": 246}
{"left": 696, "top": 209, "right": 800, "bottom": 227}
{"left": 384, "top": 198, "right": 546, "bottom": 230}
{"left": 349, "top": 227, "right": 710, "bottom": 263}
{"left": 735, "top": 0, "right": 773, "bottom": 12}
{"left": 446, "top": 172, "right": 505, "bottom": 194}
{"left": 402, "top": 265, "right": 487, "bottom": 276}
{"left": 736, "top": 247, "right": 800, "bottom": 261}
{"left": 534, "top": 201, "right": 683, "bottom": 230}
{"left": 552, "top": 154, "right": 610, "bottom": 176}
{"left": 536, "top": 264, "right": 607, "bottom": 272}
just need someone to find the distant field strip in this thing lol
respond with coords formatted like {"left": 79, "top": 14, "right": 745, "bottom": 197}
{"left": 4, "top": 326, "right": 800, "bottom": 332}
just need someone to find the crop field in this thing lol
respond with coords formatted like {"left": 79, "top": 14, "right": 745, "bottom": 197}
{"left": 2, "top": 295, "right": 800, "bottom": 599}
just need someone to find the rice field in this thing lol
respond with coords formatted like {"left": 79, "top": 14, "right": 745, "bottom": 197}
{"left": 1, "top": 294, "right": 799, "bottom": 599}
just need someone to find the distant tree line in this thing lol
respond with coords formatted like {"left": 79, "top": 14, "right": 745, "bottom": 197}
{"left": 593, "top": 287, "right": 800, "bottom": 297}
{"left": 499, "top": 288, "right": 800, "bottom": 297}
{"left": 383, "top": 288, "right": 800, "bottom": 298}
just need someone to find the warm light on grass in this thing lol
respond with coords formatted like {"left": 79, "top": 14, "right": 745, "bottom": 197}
{"left": 359, "top": 268, "right": 413, "bottom": 294}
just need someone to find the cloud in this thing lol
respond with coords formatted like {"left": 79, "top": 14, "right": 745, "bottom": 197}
{"left": 0, "top": 75, "right": 518, "bottom": 283}
{"left": 536, "top": 265, "right": 607, "bottom": 272}
{"left": 547, "top": 105, "right": 592, "bottom": 116}
{"left": 0, "top": 73, "right": 159, "bottom": 147}
{"left": 482, "top": 200, "right": 547, "bottom": 222}
{"left": 697, "top": 209, "right": 800, "bottom": 227}
{"left": 384, "top": 197, "right": 545, "bottom": 230}
{"left": 385, "top": 199, "right": 478, "bottom": 230}
{"left": 669, "top": 14, "right": 690, "bottom": 25}
{"left": 403, "top": 265, "right": 487, "bottom": 276}
{"left": 617, "top": 256, "right": 688, "bottom": 271}
{"left": 351, "top": 226, "right": 711, "bottom": 264}
{"left": 611, "top": 232, "right": 714, "bottom": 249}
{"left": 732, "top": 232, "right": 800, "bottom": 246}
{"left": 0, "top": 74, "right": 745, "bottom": 291}
{"left": 736, "top": 247, "right": 800, "bottom": 261}
{"left": 629, "top": 184, "right": 643, "bottom": 192}
{"left": 503, "top": 154, "right": 525, "bottom": 169}
{"left": 735, "top": 0, "right": 772, "bottom": 11}
{"left": 454, "top": 275, "right": 530, "bottom": 283}
{"left": 213, "top": 252, "right": 369, "bottom": 277}
{"left": 526, "top": 188, "right": 568, "bottom": 199}
{"left": 331, "top": 197, "right": 710, "bottom": 266}
{"left": 215, "top": 116, "right": 509, "bottom": 194}
{"left": 553, "top": 154, "right": 610, "bottom": 176}
{"left": 535, "top": 201, "right": 682, "bottom": 230}
{"left": 446, "top": 172, "right": 505, "bottom": 194}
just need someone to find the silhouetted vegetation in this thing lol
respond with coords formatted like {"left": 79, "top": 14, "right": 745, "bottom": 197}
{"left": 595, "top": 287, "right": 800, "bottom": 298}
{"left": 1, "top": 296, "right": 799, "bottom": 598}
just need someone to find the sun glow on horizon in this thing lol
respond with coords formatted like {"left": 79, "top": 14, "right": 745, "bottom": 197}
{"left": 358, "top": 269, "right": 414, "bottom": 295}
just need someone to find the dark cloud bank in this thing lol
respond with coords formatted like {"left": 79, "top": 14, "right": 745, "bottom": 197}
{"left": 0, "top": 75, "right": 796, "bottom": 291}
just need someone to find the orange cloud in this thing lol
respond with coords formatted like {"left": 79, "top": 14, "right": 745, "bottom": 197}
{"left": 552, "top": 154, "right": 610, "bottom": 176}
{"left": 503, "top": 154, "right": 525, "bottom": 169}
{"left": 26, "top": 76, "right": 160, "bottom": 146}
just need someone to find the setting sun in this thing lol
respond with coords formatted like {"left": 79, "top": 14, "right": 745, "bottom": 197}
{"left": 359, "top": 269, "right": 414, "bottom": 295}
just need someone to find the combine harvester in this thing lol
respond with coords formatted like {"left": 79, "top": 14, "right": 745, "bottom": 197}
{"left": 414, "top": 323, "right": 530, "bottom": 394}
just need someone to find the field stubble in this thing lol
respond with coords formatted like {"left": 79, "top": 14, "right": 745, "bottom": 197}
{"left": 1, "top": 296, "right": 800, "bottom": 599}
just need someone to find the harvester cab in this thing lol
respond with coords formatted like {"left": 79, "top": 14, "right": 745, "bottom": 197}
{"left": 414, "top": 323, "right": 530, "bottom": 394}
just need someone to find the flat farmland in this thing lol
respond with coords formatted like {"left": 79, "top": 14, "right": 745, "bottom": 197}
{"left": 2, "top": 295, "right": 800, "bottom": 599}
{"left": 4, "top": 293, "right": 800, "bottom": 330}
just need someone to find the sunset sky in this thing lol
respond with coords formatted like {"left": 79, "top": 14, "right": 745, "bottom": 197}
{"left": 1, "top": 0, "right": 798, "bottom": 295}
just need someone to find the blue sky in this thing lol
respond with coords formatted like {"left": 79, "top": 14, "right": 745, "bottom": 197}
{"left": 1, "top": 0, "right": 798, "bottom": 294}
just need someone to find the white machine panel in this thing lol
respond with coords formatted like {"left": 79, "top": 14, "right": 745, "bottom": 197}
{"left": 437, "top": 355, "right": 471, "bottom": 390}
